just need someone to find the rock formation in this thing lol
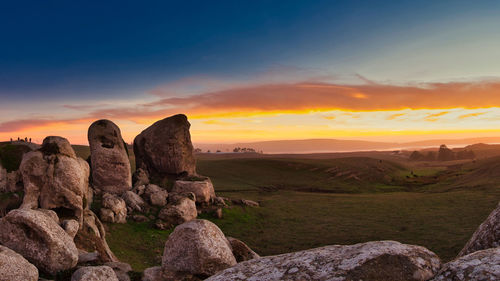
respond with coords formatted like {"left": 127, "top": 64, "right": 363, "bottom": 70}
{"left": 75, "top": 209, "right": 118, "bottom": 263}
{"left": 0, "top": 245, "right": 39, "bottom": 281}
{"left": 226, "top": 237, "right": 260, "bottom": 262}
{"left": 122, "top": 191, "right": 146, "bottom": 212}
{"left": 206, "top": 241, "right": 441, "bottom": 281}
{"left": 71, "top": 265, "right": 119, "bottom": 281}
{"left": 134, "top": 114, "right": 196, "bottom": 182}
{"left": 157, "top": 193, "right": 197, "bottom": 228}
{"left": 88, "top": 119, "right": 132, "bottom": 195}
{"left": 132, "top": 168, "right": 149, "bottom": 187}
{"left": 162, "top": 219, "right": 237, "bottom": 279}
{"left": 100, "top": 193, "right": 127, "bottom": 224}
{"left": 459, "top": 202, "right": 500, "bottom": 256}
{"left": 144, "top": 184, "right": 168, "bottom": 207}
{"left": 432, "top": 247, "right": 500, "bottom": 280}
{"left": 19, "top": 136, "right": 90, "bottom": 225}
{"left": 171, "top": 179, "right": 215, "bottom": 204}
{"left": 0, "top": 208, "right": 79, "bottom": 274}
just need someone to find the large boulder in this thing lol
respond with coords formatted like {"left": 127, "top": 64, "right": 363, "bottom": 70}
{"left": 101, "top": 193, "right": 127, "bottom": 223}
{"left": 162, "top": 219, "right": 237, "bottom": 278}
{"left": 171, "top": 179, "right": 215, "bottom": 204}
{"left": 0, "top": 245, "right": 39, "bottom": 281}
{"left": 432, "top": 247, "right": 500, "bottom": 280}
{"left": 19, "top": 136, "right": 90, "bottom": 225}
{"left": 88, "top": 120, "right": 132, "bottom": 195}
{"left": 0, "top": 209, "right": 78, "bottom": 274}
{"left": 71, "top": 265, "right": 119, "bottom": 281}
{"left": 226, "top": 237, "right": 260, "bottom": 262}
{"left": 74, "top": 209, "right": 118, "bottom": 263}
{"left": 207, "top": 241, "right": 441, "bottom": 281}
{"left": 459, "top": 202, "right": 500, "bottom": 256}
{"left": 134, "top": 114, "right": 196, "bottom": 182}
{"left": 158, "top": 194, "right": 197, "bottom": 227}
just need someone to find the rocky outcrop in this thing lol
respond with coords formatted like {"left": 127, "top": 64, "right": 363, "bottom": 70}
{"left": 158, "top": 194, "right": 197, "bottom": 227}
{"left": 162, "top": 219, "right": 237, "bottom": 278}
{"left": 459, "top": 202, "right": 500, "bottom": 256}
{"left": 105, "top": 262, "right": 132, "bottom": 281}
{"left": 88, "top": 120, "right": 132, "bottom": 195}
{"left": 122, "top": 191, "right": 146, "bottom": 212}
{"left": 144, "top": 184, "right": 168, "bottom": 207}
{"left": 172, "top": 179, "right": 215, "bottom": 204}
{"left": 0, "top": 245, "right": 39, "bottom": 281}
{"left": 134, "top": 114, "right": 196, "bottom": 182}
{"left": 74, "top": 209, "right": 118, "bottom": 263}
{"left": 142, "top": 266, "right": 164, "bottom": 281}
{"left": 101, "top": 193, "right": 127, "bottom": 223}
{"left": 71, "top": 265, "right": 119, "bottom": 281}
{"left": 207, "top": 241, "right": 441, "bottom": 281}
{"left": 132, "top": 168, "right": 149, "bottom": 187}
{"left": 226, "top": 237, "right": 260, "bottom": 262}
{"left": 19, "top": 136, "right": 90, "bottom": 225}
{"left": 62, "top": 219, "right": 80, "bottom": 239}
{"left": 432, "top": 247, "right": 500, "bottom": 280}
{"left": 0, "top": 166, "right": 22, "bottom": 193}
{"left": 0, "top": 209, "right": 78, "bottom": 274}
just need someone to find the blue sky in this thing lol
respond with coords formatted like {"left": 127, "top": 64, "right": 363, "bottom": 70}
{"left": 2, "top": 1, "right": 500, "bottom": 144}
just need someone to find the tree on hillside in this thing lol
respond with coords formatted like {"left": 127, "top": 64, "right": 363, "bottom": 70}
{"left": 437, "top": 144, "right": 455, "bottom": 161}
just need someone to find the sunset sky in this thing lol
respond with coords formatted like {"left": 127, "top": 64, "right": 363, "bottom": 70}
{"left": 2, "top": 1, "right": 500, "bottom": 145}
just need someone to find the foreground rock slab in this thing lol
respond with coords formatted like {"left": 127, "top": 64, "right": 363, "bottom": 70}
{"left": 162, "top": 219, "right": 237, "bottom": 278}
{"left": 134, "top": 114, "right": 196, "bottom": 181}
{"left": 459, "top": 202, "right": 500, "bottom": 256}
{"left": 432, "top": 247, "right": 500, "bottom": 280}
{"left": 71, "top": 265, "right": 119, "bottom": 281}
{"left": 0, "top": 245, "right": 39, "bottom": 281}
{"left": 207, "top": 240, "right": 441, "bottom": 281}
{"left": 0, "top": 209, "right": 78, "bottom": 274}
{"left": 88, "top": 119, "right": 132, "bottom": 195}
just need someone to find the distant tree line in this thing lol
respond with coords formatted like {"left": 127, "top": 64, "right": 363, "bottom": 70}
{"left": 409, "top": 144, "right": 475, "bottom": 162}
{"left": 193, "top": 147, "right": 262, "bottom": 154}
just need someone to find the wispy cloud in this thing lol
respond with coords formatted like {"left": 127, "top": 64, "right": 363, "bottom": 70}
{"left": 424, "top": 111, "right": 449, "bottom": 122}
{"left": 459, "top": 112, "right": 486, "bottom": 119}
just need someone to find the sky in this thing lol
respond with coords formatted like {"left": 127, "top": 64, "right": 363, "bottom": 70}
{"left": 2, "top": 0, "right": 500, "bottom": 145}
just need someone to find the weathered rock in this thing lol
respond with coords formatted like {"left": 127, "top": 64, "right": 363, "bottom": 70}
{"left": 100, "top": 208, "right": 115, "bottom": 223}
{"left": 134, "top": 114, "right": 197, "bottom": 181}
{"left": 0, "top": 166, "right": 22, "bottom": 193}
{"left": 226, "top": 237, "right": 260, "bottom": 262}
{"left": 207, "top": 241, "right": 441, "bottom": 281}
{"left": 162, "top": 219, "right": 237, "bottom": 278}
{"left": 144, "top": 184, "right": 168, "bottom": 207}
{"left": 78, "top": 251, "right": 100, "bottom": 264}
{"left": 0, "top": 209, "right": 78, "bottom": 274}
{"left": 105, "top": 262, "right": 132, "bottom": 281}
{"left": 432, "top": 247, "right": 500, "bottom": 280}
{"left": 142, "top": 266, "right": 164, "bottom": 281}
{"left": 0, "top": 245, "right": 39, "bottom": 281}
{"left": 62, "top": 219, "right": 80, "bottom": 239}
{"left": 101, "top": 193, "right": 127, "bottom": 223}
{"left": 74, "top": 210, "right": 118, "bottom": 263}
{"left": 459, "top": 202, "right": 500, "bottom": 256}
{"left": 122, "top": 191, "right": 146, "bottom": 212}
{"left": 20, "top": 136, "right": 90, "bottom": 226}
{"left": 132, "top": 184, "right": 146, "bottom": 196}
{"left": 88, "top": 119, "right": 132, "bottom": 195}
{"left": 133, "top": 168, "right": 150, "bottom": 187}
{"left": 158, "top": 196, "right": 197, "bottom": 227}
{"left": 171, "top": 179, "right": 215, "bottom": 204}
{"left": 132, "top": 214, "right": 149, "bottom": 222}
{"left": 71, "top": 266, "right": 119, "bottom": 281}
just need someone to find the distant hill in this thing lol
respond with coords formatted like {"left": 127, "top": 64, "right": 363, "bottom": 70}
{"left": 194, "top": 137, "right": 500, "bottom": 154}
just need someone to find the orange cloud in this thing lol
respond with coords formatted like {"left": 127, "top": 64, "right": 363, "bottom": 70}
{"left": 459, "top": 112, "right": 486, "bottom": 119}
{"left": 387, "top": 113, "right": 406, "bottom": 120}
{"left": 424, "top": 111, "right": 449, "bottom": 122}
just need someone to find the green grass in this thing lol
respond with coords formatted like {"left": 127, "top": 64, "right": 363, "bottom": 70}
{"left": 0, "top": 143, "right": 32, "bottom": 172}
{"left": 106, "top": 221, "right": 172, "bottom": 272}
